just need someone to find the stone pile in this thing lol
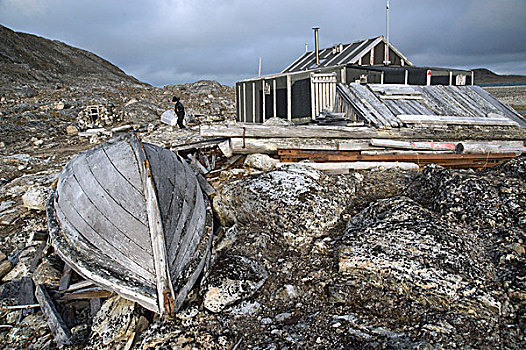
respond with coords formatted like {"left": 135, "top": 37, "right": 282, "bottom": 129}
{"left": 76, "top": 105, "right": 122, "bottom": 131}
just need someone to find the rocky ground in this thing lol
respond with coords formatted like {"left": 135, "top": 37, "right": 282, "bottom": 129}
{"left": 1, "top": 78, "right": 526, "bottom": 349}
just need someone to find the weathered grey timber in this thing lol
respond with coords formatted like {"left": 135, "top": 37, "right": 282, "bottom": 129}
{"left": 336, "top": 83, "right": 526, "bottom": 128}
{"left": 46, "top": 134, "right": 213, "bottom": 315}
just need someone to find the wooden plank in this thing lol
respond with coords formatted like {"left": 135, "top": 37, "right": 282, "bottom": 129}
{"left": 201, "top": 124, "right": 526, "bottom": 141}
{"left": 29, "top": 240, "right": 47, "bottom": 273}
{"left": 56, "top": 183, "right": 156, "bottom": 279}
{"left": 165, "top": 164, "right": 196, "bottom": 258}
{"left": 85, "top": 148, "right": 148, "bottom": 226}
{"left": 35, "top": 284, "right": 72, "bottom": 346}
{"left": 362, "top": 150, "right": 454, "bottom": 155}
{"left": 61, "top": 280, "right": 94, "bottom": 293}
{"left": 58, "top": 265, "right": 73, "bottom": 291}
{"left": 337, "top": 84, "right": 384, "bottom": 127}
{"left": 101, "top": 139, "right": 143, "bottom": 192}
{"left": 370, "top": 139, "right": 458, "bottom": 151}
{"left": 48, "top": 193, "right": 159, "bottom": 314}
{"left": 397, "top": 114, "right": 519, "bottom": 126}
{"left": 278, "top": 149, "right": 517, "bottom": 163}
{"left": 379, "top": 95, "right": 423, "bottom": 100}
{"left": 131, "top": 136, "right": 172, "bottom": 315}
{"left": 144, "top": 144, "right": 179, "bottom": 230}
{"left": 456, "top": 143, "right": 526, "bottom": 154}
{"left": 275, "top": 162, "right": 420, "bottom": 171}
{"left": 60, "top": 287, "right": 112, "bottom": 300}
{"left": 19, "top": 277, "right": 35, "bottom": 317}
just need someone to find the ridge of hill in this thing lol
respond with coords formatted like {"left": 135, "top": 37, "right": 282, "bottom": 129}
{"left": 474, "top": 68, "right": 526, "bottom": 85}
{"left": 0, "top": 24, "right": 144, "bottom": 87}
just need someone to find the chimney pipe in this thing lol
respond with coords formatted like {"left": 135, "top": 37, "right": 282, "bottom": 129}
{"left": 313, "top": 27, "right": 320, "bottom": 66}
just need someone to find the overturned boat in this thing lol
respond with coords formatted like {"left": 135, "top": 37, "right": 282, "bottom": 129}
{"left": 46, "top": 134, "right": 213, "bottom": 315}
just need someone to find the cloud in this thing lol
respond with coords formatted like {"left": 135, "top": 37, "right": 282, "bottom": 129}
{"left": 1, "top": 0, "right": 525, "bottom": 85}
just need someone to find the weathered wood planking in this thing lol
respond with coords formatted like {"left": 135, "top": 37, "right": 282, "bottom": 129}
{"left": 335, "top": 83, "right": 526, "bottom": 129}
{"left": 48, "top": 134, "right": 213, "bottom": 316}
{"left": 35, "top": 285, "right": 72, "bottom": 346}
{"left": 397, "top": 114, "right": 519, "bottom": 126}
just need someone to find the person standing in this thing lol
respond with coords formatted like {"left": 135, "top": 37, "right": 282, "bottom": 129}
{"left": 172, "top": 96, "right": 186, "bottom": 129}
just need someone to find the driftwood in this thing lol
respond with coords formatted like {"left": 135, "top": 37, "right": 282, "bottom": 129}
{"left": 60, "top": 287, "right": 112, "bottom": 301}
{"left": 19, "top": 277, "right": 35, "bottom": 317}
{"left": 276, "top": 161, "right": 420, "bottom": 171}
{"left": 397, "top": 114, "right": 519, "bottom": 127}
{"left": 29, "top": 240, "right": 47, "bottom": 273}
{"left": 456, "top": 142, "right": 526, "bottom": 154}
{"left": 170, "top": 137, "right": 228, "bottom": 152}
{"left": 58, "top": 265, "right": 73, "bottom": 291}
{"left": 370, "top": 139, "right": 458, "bottom": 151}
{"left": 230, "top": 137, "right": 376, "bottom": 154}
{"left": 35, "top": 284, "right": 72, "bottom": 346}
{"left": 0, "top": 260, "right": 12, "bottom": 279}
{"left": 201, "top": 124, "right": 526, "bottom": 141}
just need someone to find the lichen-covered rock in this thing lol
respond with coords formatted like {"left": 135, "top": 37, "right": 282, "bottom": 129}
{"left": 337, "top": 196, "right": 504, "bottom": 347}
{"left": 22, "top": 185, "right": 52, "bottom": 211}
{"left": 213, "top": 165, "right": 355, "bottom": 249}
{"left": 202, "top": 254, "right": 268, "bottom": 313}
{"left": 89, "top": 296, "right": 140, "bottom": 350}
{"left": 32, "top": 258, "right": 62, "bottom": 289}
{"left": 243, "top": 153, "right": 278, "bottom": 171}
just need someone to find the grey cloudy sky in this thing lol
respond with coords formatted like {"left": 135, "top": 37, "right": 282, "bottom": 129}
{"left": 1, "top": 0, "right": 525, "bottom": 86}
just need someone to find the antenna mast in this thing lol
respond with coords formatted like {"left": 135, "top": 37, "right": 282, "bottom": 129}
{"left": 384, "top": 0, "right": 391, "bottom": 66}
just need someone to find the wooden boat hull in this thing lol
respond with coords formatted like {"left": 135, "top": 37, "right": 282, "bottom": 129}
{"left": 46, "top": 134, "right": 213, "bottom": 315}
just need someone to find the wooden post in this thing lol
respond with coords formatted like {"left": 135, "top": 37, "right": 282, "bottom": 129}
{"left": 471, "top": 71, "right": 474, "bottom": 85}
{"left": 252, "top": 82, "right": 256, "bottom": 123}
{"left": 426, "top": 70, "right": 432, "bottom": 86}
{"left": 310, "top": 74, "right": 316, "bottom": 119}
{"left": 370, "top": 48, "right": 374, "bottom": 65}
{"left": 449, "top": 72, "right": 453, "bottom": 86}
{"left": 262, "top": 80, "right": 266, "bottom": 123}
{"left": 341, "top": 67, "right": 347, "bottom": 84}
{"left": 237, "top": 85, "right": 241, "bottom": 121}
{"left": 35, "top": 285, "right": 72, "bottom": 346}
{"left": 404, "top": 70, "right": 408, "bottom": 85}
{"left": 273, "top": 80, "right": 277, "bottom": 118}
{"left": 381, "top": 71, "right": 385, "bottom": 84}
{"left": 286, "top": 75, "right": 292, "bottom": 121}
{"left": 243, "top": 84, "right": 246, "bottom": 122}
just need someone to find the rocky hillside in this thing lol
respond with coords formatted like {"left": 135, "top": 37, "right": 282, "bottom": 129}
{"left": 474, "top": 68, "right": 526, "bottom": 85}
{"left": 0, "top": 24, "right": 142, "bottom": 89}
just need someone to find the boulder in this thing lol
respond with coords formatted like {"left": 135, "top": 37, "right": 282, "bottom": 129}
{"left": 213, "top": 165, "right": 355, "bottom": 249}
{"left": 243, "top": 153, "right": 278, "bottom": 171}
{"left": 203, "top": 254, "right": 268, "bottom": 313}
{"left": 89, "top": 296, "right": 139, "bottom": 350}
{"left": 22, "top": 185, "right": 52, "bottom": 211}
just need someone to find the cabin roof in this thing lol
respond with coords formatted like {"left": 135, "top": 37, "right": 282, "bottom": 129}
{"left": 337, "top": 83, "right": 526, "bottom": 129}
{"left": 282, "top": 35, "right": 414, "bottom": 74}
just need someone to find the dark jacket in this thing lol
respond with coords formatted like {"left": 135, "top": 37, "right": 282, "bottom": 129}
{"left": 174, "top": 101, "right": 185, "bottom": 116}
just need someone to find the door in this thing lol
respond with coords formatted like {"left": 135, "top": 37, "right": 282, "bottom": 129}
{"left": 310, "top": 72, "right": 337, "bottom": 119}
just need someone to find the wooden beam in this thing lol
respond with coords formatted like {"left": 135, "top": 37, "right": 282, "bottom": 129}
{"left": 276, "top": 161, "right": 419, "bottom": 171}
{"left": 287, "top": 75, "right": 292, "bottom": 121}
{"left": 230, "top": 138, "right": 375, "bottom": 154}
{"left": 456, "top": 142, "right": 526, "bottom": 154}
{"left": 262, "top": 80, "right": 266, "bottom": 123}
{"left": 370, "top": 139, "right": 459, "bottom": 151}
{"left": 273, "top": 80, "right": 277, "bottom": 118}
{"left": 35, "top": 284, "right": 72, "bottom": 346}
{"left": 58, "top": 265, "right": 73, "bottom": 291}
{"left": 200, "top": 124, "right": 526, "bottom": 141}
{"left": 398, "top": 114, "right": 519, "bottom": 127}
